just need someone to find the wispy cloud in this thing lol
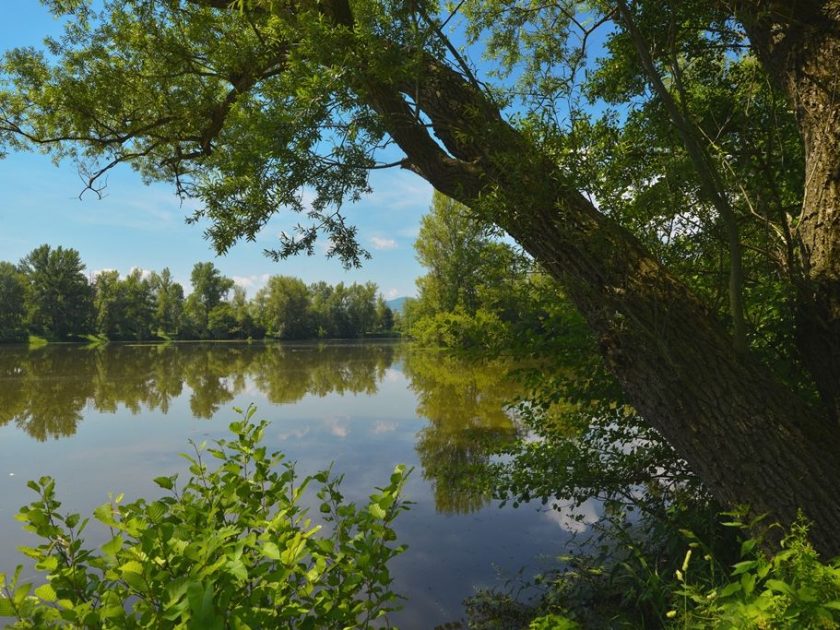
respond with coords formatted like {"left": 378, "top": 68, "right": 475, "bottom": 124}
{"left": 91, "top": 268, "right": 117, "bottom": 279}
{"left": 365, "top": 171, "right": 433, "bottom": 211}
{"left": 232, "top": 273, "right": 270, "bottom": 292}
{"left": 384, "top": 287, "right": 400, "bottom": 299}
{"left": 371, "top": 236, "right": 398, "bottom": 250}
{"left": 73, "top": 189, "right": 190, "bottom": 232}
{"left": 326, "top": 416, "right": 350, "bottom": 438}
{"left": 129, "top": 266, "right": 154, "bottom": 281}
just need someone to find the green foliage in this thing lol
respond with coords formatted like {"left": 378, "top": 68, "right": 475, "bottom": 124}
{"left": 0, "top": 247, "right": 394, "bottom": 343}
{"left": 93, "top": 269, "right": 155, "bottom": 340}
{"left": 0, "top": 261, "right": 27, "bottom": 342}
{"left": 465, "top": 512, "right": 840, "bottom": 629}
{"left": 410, "top": 308, "right": 510, "bottom": 350}
{"left": 149, "top": 268, "right": 185, "bottom": 337}
{"left": 253, "top": 275, "right": 313, "bottom": 339}
{"left": 673, "top": 515, "right": 840, "bottom": 628}
{"left": 0, "top": 405, "right": 410, "bottom": 628}
{"left": 18, "top": 245, "right": 93, "bottom": 341}
{"left": 409, "top": 192, "right": 567, "bottom": 351}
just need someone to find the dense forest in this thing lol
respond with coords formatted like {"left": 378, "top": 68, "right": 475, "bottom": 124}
{"left": 0, "top": 245, "right": 395, "bottom": 342}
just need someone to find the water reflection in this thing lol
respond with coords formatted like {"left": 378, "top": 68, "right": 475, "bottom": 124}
{"left": 0, "top": 343, "right": 520, "bottom": 513}
{"left": 404, "top": 351, "right": 520, "bottom": 514}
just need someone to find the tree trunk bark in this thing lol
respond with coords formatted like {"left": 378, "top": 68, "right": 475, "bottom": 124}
{"left": 360, "top": 46, "right": 840, "bottom": 556}
{"left": 732, "top": 0, "right": 840, "bottom": 421}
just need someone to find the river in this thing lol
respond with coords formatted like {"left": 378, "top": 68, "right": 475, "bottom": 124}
{"left": 0, "top": 341, "right": 586, "bottom": 627}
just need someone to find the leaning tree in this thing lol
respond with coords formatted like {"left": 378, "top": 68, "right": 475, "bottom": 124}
{"left": 2, "top": 0, "right": 840, "bottom": 552}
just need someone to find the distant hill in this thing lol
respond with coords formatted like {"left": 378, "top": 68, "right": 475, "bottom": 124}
{"left": 385, "top": 297, "right": 409, "bottom": 313}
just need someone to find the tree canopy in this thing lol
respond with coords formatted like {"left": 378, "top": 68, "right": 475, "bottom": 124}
{"left": 2, "top": 1, "right": 840, "bottom": 552}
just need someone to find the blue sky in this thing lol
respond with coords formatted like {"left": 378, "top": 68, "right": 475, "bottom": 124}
{"left": 0, "top": 1, "right": 433, "bottom": 299}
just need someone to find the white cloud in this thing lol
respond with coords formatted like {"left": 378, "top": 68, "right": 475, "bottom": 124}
{"left": 277, "top": 427, "right": 310, "bottom": 441}
{"left": 373, "top": 421, "right": 397, "bottom": 434}
{"left": 129, "top": 266, "right": 154, "bottom": 281}
{"left": 232, "top": 273, "right": 271, "bottom": 291}
{"left": 384, "top": 287, "right": 400, "bottom": 299}
{"left": 371, "top": 236, "right": 398, "bottom": 250}
{"left": 325, "top": 416, "right": 350, "bottom": 438}
{"left": 233, "top": 276, "right": 255, "bottom": 288}
{"left": 397, "top": 226, "right": 420, "bottom": 239}
{"left": 383, "top": 368, "right": 405, "bottom": 383}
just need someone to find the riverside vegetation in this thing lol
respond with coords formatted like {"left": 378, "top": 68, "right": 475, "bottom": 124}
{"left": 0, "top": 248, "right": 395, "bottom": 343}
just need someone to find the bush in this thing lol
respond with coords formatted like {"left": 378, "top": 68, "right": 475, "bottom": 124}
{"left": 674, "top": 514, "right": 840, "bottom": 628}
{"left": 0, "top": 406, "right": 410, "bottom": 628}
{"left": 410, "top": 308, "right": 510, "bottom": 349}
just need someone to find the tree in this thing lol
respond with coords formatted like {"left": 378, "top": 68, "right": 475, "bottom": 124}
{"left": 93, "top": 270, "right": 121, "bottom": 337}
{"left": 230, "top": 284, "right": 262, "bottom": 338}
{"left": 414, "top": 192, "right": 499, "bottom": 315}
{"left": 254, "top": 275, "right": 312, "bottom": 339}
{"left": 0, "top": 262, "right": 27, "bottom": 342}
{"left": 375, "top": 297, "right": 394, "bottom": 332}
{"left": 3, "top": 1, "right": 840, "bottom": 553}
{"left": 149, "top": 268, "right": 185, "bottom": 336}
{"left": 19, "top": 245, "right": 93, "bottom": 340}
{"left": 411, "top": 191, "right": 538, "bottom": 341}
{"left": 93, "top": 269, "right": 155, "bottom": 339}
{"left": 119, "top": 268, "right": 155, "bottom": 339}
{"left": 184, "top": 262, "right": 234, "bottom": 338}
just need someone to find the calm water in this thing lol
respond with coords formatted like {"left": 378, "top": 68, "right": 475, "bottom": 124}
{"left": 0, "top": 342, "right": 588, "bottom": 627}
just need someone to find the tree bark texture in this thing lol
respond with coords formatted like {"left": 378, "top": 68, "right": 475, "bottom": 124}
{"left": 733, "top": 0, "right": 840, "bottom": 421}
{"left": 349, "top": 16, "right": 840, "bottom": 554}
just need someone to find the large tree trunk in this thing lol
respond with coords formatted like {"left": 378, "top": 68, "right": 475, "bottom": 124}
{"left": 356, "top": 36, "right": 840, "bottom": 554}
{"left": 733, "top": 0, "right": 840, "bottom": 421}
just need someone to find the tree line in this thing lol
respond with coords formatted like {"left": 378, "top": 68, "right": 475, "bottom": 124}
{"left": 0, "top": 245, "right": 395, "bottom": 343}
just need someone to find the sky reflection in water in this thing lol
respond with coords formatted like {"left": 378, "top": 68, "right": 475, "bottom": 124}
{"left": 0, "top": 342, "right": 588, "bottom": 627}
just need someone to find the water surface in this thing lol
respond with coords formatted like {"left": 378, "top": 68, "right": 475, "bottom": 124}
{"left": 0, "top": 342, "right": 582, "bottom": 627}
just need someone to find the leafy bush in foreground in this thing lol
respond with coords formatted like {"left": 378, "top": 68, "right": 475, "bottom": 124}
{"left": 0, "top": 406, "right": 410, "bottom": 628}
{"left": 467, "top": 514, "right": 840, "bottom": 629}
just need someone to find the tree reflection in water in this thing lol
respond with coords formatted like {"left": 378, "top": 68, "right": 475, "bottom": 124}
{"left": 0, "top": 343, "right": 523, "bottom": 514}
{"left": 404, "top": 350, "right": 521, "bottom": 515}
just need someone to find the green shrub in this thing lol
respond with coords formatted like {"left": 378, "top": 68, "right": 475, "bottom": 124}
{"left": 0, "top": 406, "right": 410, "bottom": 628}
{"left": 674, "top": 515, "right": 840, "bottom": 628}
{"left": 410, "top": 308, "right": 510, "bottom": 349}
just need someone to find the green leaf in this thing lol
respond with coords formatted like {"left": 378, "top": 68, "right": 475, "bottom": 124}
{"left": 34, "top": 583, "right": 57, "bottom": 602}
{"left": 120, "top": 560, "right": 144, "bottom": 575}
{"left": 719, "top": 582, "right": 742, "bottom": 598}
{"left": 731, "top": 560, "right": 757, "bottom": 576}
{"left": 740, "top": 572, "right": 756, "bottom": 596}
{"left": 102, "top": 534, "right": 124, "bottom": 556}
{"left": 13, "top": 583, "right": 31, "bottom": 604}
{"left": 154, "top": 476, "right": 175, "bottom": 490}
{"left": 369, "top": 503, "right": 387, "bottom": 519}
{"left": 0, "top": 597, "right": 14, "bottom": 616}
{"left": 765, "top": 579, "right": 792, "bottom": 595}
{"left": 262, "top": 542, "right": 281, "bottom": 560}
